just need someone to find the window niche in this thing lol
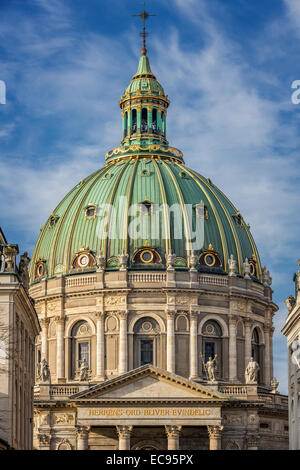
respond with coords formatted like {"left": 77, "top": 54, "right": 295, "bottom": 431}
{"left": 201, "top": 320, "right": 223, "bottom": 380}
{"left": 70, "top": 321, "right": 92, "bottom": 380}
{"left": 133, "top": 317, "right": 161, "bottom": 369}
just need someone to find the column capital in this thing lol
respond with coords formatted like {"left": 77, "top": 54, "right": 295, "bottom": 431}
{"left": 228, "top": 314, "right": 237, "bottom": 325}
{"left": 76, "top": 425, "right": 90, "bottom": 438}
{"left": 95, "top": 310, "right": 105, "bottom": 319}
{"left": 166, "top": 309, "right": 176, "bottom": 319}
{"left": 207, "top": 425, "right": 224, "bottom": 439}
{"left": 55, "top": 316, "right": 65, "bottom": 325}
{"left": 40, "top": 318, "right": 50, "bottom": 328}
{"left": 116, "top": 425, "right": 133, "bottom": 439}
{"left": 189, "top": 309, "right": 200, "bottom": 318}
{"left": 165, "top": 425, "right": 182, "bottom": 438}
{"left": 119, "top": 310, "right": 128, "bottom": 320}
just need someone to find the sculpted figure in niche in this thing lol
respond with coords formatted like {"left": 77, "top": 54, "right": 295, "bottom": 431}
{"left": 205, "top": 355, "right": 217, "bottom": 382}
{"left": 41, "top": 359, "right": 51, "bottom": 382}
{"left": 36, "top": 360, "right": 42, "bottom": 380}
{"left": 79, "top": 358, "right": 89, "bottom": 381}
{"left": 245, "top": 357, "right": 260, "bottom": 384}
{"left": 0, "top": 252, "right": 5, "bottom": 273}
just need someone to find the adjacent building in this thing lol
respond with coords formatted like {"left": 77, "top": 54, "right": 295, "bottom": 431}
{"left": 282, "top": 262, "right": 300, "bottom": 449}
{"left": 30, "top": 40, "right": 288, "bottom": 450}
{"left": 0, "top": 229, "right": 40, "bottom": 449}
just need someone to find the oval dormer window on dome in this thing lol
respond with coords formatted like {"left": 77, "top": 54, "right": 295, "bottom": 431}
{"left": 49, "top": 215, "right": 59, "bottom": 228}
{"left": 199, "top": 244, "right": 222, "bottom": 269}
{"left": 249, "top": 257, "right": 257, "bottom": 278}
{"left": 35, "top": 260, "right": 46, "bottom": 279}
{"left": 72, "top": 248, "right": 96, "bottom": 270}
{"left": 84, "top": 203, "right": 97, "bottom": 219}
{"left": 133, "top": 246, "right": 162, "bottom": 265}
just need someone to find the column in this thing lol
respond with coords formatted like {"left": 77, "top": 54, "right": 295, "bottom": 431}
{"left": 165, "top": 425, "right": 182, "bottom": 450}
{"left": 244, "top": 320, "right": 252, "bottom": 371}
{"left": 117, "top": 425, "right": 133, "bottom": 450}
{"left": 189, "top": 312, "right": 198, "bottom": 380}
{"left": 119, "top": 311, "right": 128, "bottom": 375}
{"left": 76, "top": 426, "right": 90, "bottom": 450}
{"left": 207, "top": 425, "right": 223, "bottom": 450}
{"left": 264, "top": 324, "right": 271, "bottom": 386}
{"left": 40, "top": 318, "right": 49, "bottom": 361}
{"left": 157, "top": 110, "right": 162, "bottom": 134}
{"left": 56, "top": 317, "right": 65, "bottom": 380}
{"left": 167, "top": 311, "right": 175, "bottom": 373}
{"left": 270, "top": 327, "right": 274, "bottom": 380}
{"left": 137, "top": 107, "right": 141, "bottom": 133}
{"left": 96, "top": 311, "right": 105, "bottom": 380}
{"left": 229, "top": 315, "right": 237, "bottom": 382}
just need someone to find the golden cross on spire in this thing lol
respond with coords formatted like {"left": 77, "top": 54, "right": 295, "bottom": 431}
{"left": 133, "top": 1, "right": 156, "bottom": 55}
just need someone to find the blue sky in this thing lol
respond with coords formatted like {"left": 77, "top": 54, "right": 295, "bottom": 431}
{"left": 1, "top": 0, "right": 300, "bottom": 393}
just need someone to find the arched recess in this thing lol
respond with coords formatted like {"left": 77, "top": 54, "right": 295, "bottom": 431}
{"left": 133, "top": 317, "right": 161, "bottom": 369}
{"left": 66, "top": 316, "right": 96, "bottom": 337}
{"left": 131, "top": 440, "right": 163, "bottom": 451}
{"left": 201, "top": 319, "right": 223, "bottom": 380}
{"left": 105, "top": 314, "right": 119, "bottom": 374}
{"left": 198, "top": 314, "right": 229, "bottom": 337}
{"left": 198, "top": 314, "right": 229, "bottom": 381}
{"left": 250, "top": 324, "right": 264, "bottom": 384}
{"left": 175, "top": 313, "right": 189, "bottom": 332}
{"left": 129, "top": 313, "right": 166, "bottom": 334}
{"left": 175, "top": 313, "right": 189, "bottom": 378}
{"left": 70, "top": 320, "right": 92, "bottom": 380}
{"left": 250, "top": 323, "right": 265, "bottom": 344}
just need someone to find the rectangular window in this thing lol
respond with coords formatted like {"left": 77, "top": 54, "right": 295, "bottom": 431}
{"left": 140, "top": 340, "right": 153, "bottom": 365}
{"left": 78, "top": 342, "right": 89, "bottom": 366}
{"left": 204, "top": 342, "right": 215, "bottom": 364}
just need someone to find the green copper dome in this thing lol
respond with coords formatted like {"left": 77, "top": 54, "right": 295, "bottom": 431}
{"left": 29, "top": 53, "right": 262, "bottom": 284}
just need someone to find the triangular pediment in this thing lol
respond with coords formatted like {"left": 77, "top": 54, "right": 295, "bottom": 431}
{"left": 71, "top": 365, "right": 227, "bottom": 402}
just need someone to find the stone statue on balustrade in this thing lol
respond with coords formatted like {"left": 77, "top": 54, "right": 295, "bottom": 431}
{"left": 19, "top": 252, "right": 30, "bottom": 290}
{"left": 205, "top": 355, "right": 218, "bottom": 383}
{"left": 79, "top": 358, "right": 89, "bottom": 381}
{"left": 245, "top": 357, "right": 260, "bottom": 384}
{"left": 41, "top": 359, "right": 51, "bottom": 383}
{"left": 228, "top": 254, "right": 237, "bottom": 277}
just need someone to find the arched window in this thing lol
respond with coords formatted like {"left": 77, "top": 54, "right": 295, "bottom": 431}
{"left": 132, "top": 109, "right": 137, "bottom": 134}
{"left": 251, "top": 327, "right": 262, "bottom": 383}
{"left": 71, "top": 321, "right": 91, "bottom": 379}
{"left": 133, "top": 317, "right": 160, "bottom": 368}
{"left": 152, "top": 109, "right": 158, "bottom": 134}
{"left": 141, "top": 108, "right": 148, "bottom": 133}
{"left": 161, "top": 111, "right": 165, "bottom": 135}
{"left": 251, "top": 328, "right": 259, "bottom": 361}
{"left": 201, "top": 320, "right": 223, "bottom": 380}
{"left": 124, "top": 111, "right": 128, "bottom": 137}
